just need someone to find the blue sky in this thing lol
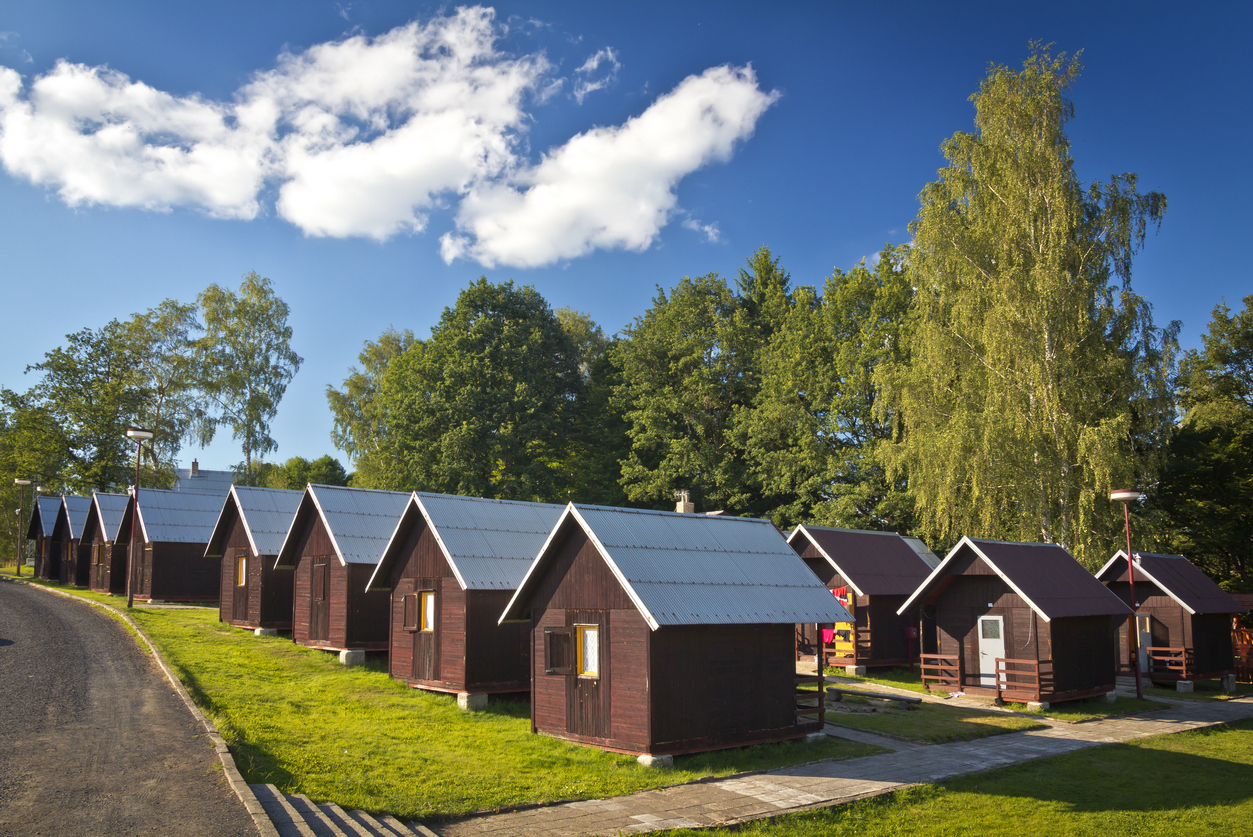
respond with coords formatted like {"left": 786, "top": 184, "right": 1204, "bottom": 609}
{"left": 1, "top": 1, "right": 1249, "bottom": 472}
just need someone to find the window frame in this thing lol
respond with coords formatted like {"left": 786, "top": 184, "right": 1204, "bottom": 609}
{"left": 420, "top": 590, "right": 436, "bottom": 632}
{"left": 236, "top": 552, "right": 247, "bottom": 587}
{"left": 544, "top": 626, "right": 573, "bottom": 675}
{"left": 575, "top": 624, "right": 600, "bottom": 679}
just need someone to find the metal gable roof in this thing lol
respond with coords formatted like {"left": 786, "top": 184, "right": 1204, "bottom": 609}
{"left": 91, "top": 492, "right": 129, "bottom": 541}
{"left": 788, "top": 525, "right": 935, "bottom": 597}
{"left": 61, "top": 496, "right": 92, "bottom": 539}
{"left": 367, "top": 492, "right": 565, "bottom": 591}
{"left": 28, "top": 495, "right": 61, "bottom": 539}
{"left": 173, "top": 468, "right": 236, "bottom": 494}
{"left": 134, "top": 488, "right": 233, "bottom": 544}
{"left": 1098, "top": 551, "right": 1245, "bottom": 616}
{"left": 296, "top": 484, "right": 412, "bottom": 566}
{"left": 206, "top": 485, "right": 303, "bottom": 558}
{"left": 502, "top": 504, "right": 853, "bottom": 629}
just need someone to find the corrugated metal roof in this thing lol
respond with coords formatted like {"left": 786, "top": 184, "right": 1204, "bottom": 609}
{"left": 28, "top": 496, "right": 61, "bottom": 539}
{"left": 61, "top": 496, "right": 92, "bottom": 539}
{"left": 899, "top": 537, "right": 1132, "bottom": 621}
{"left": 135, "top": 488, "right": 232, "bottom": 544}
{"left": 503, "top": 505, "right": 853, "bottom": 629}
{"left": 92, "top": 492, "right": 129, "bottom": 541}
{"left": 789, "top": 525, "right": 935, "bottom": 597}
{"left": 205, "top": 485, "right": 303, "bottom": 558}
{"left": 1097, "top": 551, "right": 1246, "bottom": 616}
{"left": 173, "top": 468, "right": 235, "bottom": 494}
{"left": 902, "top": 536, "right": 941, "bottom": 569}
{"left": 298, "top": 484, "right": 412, "bottom": 565}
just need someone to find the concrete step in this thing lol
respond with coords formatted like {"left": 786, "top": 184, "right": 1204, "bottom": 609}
{"left": 249, "top": 784, "right": 429, "bottom": 837}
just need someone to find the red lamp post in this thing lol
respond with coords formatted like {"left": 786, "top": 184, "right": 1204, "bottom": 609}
{"left": 13, "top": 478, "right": 31, "bottom": 576}
{"left": 125, "top": 427, "right": 154, "bottom": 609}
{"left": 1110, "top": 489, "right": 1145, "bottom": 700}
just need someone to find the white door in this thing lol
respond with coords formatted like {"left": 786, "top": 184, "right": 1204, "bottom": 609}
{"left": 1137, "top": 615, "right": 1152, "bottom": 673}
{"left": 978, "top": 615, "right": 1005, "bottom": 688}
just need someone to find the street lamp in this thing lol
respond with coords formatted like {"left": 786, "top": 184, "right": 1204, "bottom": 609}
{"left": 125, "top": 427, "right": 154, "bottom": 609}
{"left": 13, "top": 478, "right": 31, "bottom": 577}
{"left": 1110, "top": 488, "right": 1146, "bottom": 700}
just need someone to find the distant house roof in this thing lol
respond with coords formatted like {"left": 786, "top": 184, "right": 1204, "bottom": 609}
{"left": 132, "top": 488, "right": 232, "bottom": 545}
{"left": 173, "top": 467, "right": 235, "bottom": 494}
{"left": 501, "top": 504, "right": 854, "bottom": 629}
{"left": 902, "top": 536, "right": 941, "bottom": 569}
{"left": 90, "top": 493, "right": 129, "bottom": 542}
{"left": 204, "top": 485, "right": 303, "bottom": 559}
{"left": 275, "top": 484, "right": 411, "bottom": 568}
{"left": 788, "top": 525, "right": 936, "bottom": 597}
{"left": 898, "top": 537, "right": 1133, "bottom": 622}
{"left": 368, "top": 492, "right": 565, "bottom": 592}
{"left": 27, "top": 495, "right": 62, "bottom": 539}
{"left": 1097, "top": 551, "right": 1246, "bottom": 616}
{"left": 61, "top": 496, "right": 93, "bottom": 540}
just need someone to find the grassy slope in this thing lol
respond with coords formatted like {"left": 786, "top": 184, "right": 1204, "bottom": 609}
{"left": 662, "top": 718, "right": 1253, "bottom": 836}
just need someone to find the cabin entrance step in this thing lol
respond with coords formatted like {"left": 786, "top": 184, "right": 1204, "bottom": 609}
{"left": 250, "top": 783, "right": 437, "bottom": 837}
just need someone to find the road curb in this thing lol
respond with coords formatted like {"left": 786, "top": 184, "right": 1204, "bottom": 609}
{"left": 12, "top": 578, "right": 279, "bottom": 837}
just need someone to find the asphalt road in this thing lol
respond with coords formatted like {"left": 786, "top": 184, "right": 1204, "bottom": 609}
{"left": 0, "top": 579, "right": 257, "bottom": 837}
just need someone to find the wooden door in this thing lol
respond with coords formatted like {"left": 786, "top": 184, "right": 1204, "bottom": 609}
{"left": 136, "top": 544, "right": 150, "bottom": 596}
{"left": 411, "top": 580, "right": 439, "bottom": 682}
{"left": 232, "top": 549, "right": 250, "bottom": 623}
{"left": 310, "top": 558, "right": 330, "bottom": 642}
{"left": 977, "top": 615, "right": 1004, "bottom": 688}
{"left": 567, "top": 610, "right": 609, "bottom": 739}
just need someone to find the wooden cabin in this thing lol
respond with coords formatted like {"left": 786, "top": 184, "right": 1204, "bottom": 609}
{"left": 206, "top": 485, "right": 303, "bottom": 631}
{"left": 1097, "top": 551, "right": 1246, "bottom": 683}
{"left": 53, "top": 496, "right": 93, "bottom": 587}
{"left": 788, "top": 525, "right": 937, "bottom": 668}
{"left": 274, "top": 485, "right": 410, "bottom": 653}
{"left": 366, "top": 493, "right": 564, "bottom": 698}
{"left": 500, "top": 504, "right": 853, "bottom": 756}
{"left": 120, "top": 488, "right": 230, "bottom": 602}
{"left": 900, "top": 537, "right": 1132, "bottom": 705}
{"left": 27, "top": 495, "right": 62, "bottom": 579}
{"left": 86, "top": 492, "right": 130, "bottom": 594}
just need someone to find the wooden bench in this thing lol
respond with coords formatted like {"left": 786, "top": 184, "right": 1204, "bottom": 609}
{"left": 826, "top": 686, "right": 922, "bottom": 710}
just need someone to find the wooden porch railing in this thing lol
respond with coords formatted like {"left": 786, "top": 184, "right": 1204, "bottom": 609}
{"left": 920, "top": 653, "right": 961, "bottom": 691}
{"left": 794, "top": 674, "right": 825, "bottom": 726}
{"left": 1235, "top": 628, "right": 1253, "bottom": 684}
{"left": 1145, "top": 646, "right": 1192, "bottom": 679}
{"left": 995, "top": 658, "right": 1054, "bottom": 703}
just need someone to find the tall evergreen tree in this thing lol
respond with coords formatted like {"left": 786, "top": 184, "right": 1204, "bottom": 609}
{"left": 878, "top": 46, "right": 1176, "bottom": 566}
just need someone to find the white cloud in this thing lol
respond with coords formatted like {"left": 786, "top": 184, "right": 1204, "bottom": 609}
{"left": 571, "top": 47, "right": 620, "bottom": 104}
{"left": 682, "top": 216, "right": 721, "bottom": 243}
{"left": 441, "top": 64, "right": 777, "bottom": 268}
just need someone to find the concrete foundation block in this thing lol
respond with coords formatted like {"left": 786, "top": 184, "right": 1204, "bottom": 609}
{"left": 1027, "top": 701, "right": 1050, "bottom": 711}
{"left": 339, "top": 649, "right": 365, "bottom": 667}
{"left": 844, "top": 665, "right": 867, "bottom": 676}
{"left": 1104, "top": 691, "right": 1118, "bottom": 703}
{"left": 1223, "top": 674, "right": 1238, "bottom": 693}
{"left": 1176, "top": 680, "right": 1194, "bottom": 693}
{"left": 253, "top": 628, "right": 278, "bottom": 637}
{"left": 804, "top": 732, "right": 828, "bottom": 744}
{"left": 456, "top": 692, "right": 488, "bottom": 711}
{"left": 637, "top": 753, "right": 673, "bottom": 768}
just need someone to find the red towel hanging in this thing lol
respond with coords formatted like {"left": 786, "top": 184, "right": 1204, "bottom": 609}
{"left": 821, "top": 628, "right": 835, "bottom": 644}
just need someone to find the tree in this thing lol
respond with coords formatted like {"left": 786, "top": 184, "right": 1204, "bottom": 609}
{"left": 877, "top": 46, "right": 1176, "bottom": 566}
{"left": 742, "top": 245, "right": 915, "bottom": 530}
{"left": 1156, "top": 295, "right": 1253, "bottom": 587}
{"left": 198, "top": 272, "right": 303, "bottom": 475}
{"left": 257, "top": 455, "right": 350, "bottom": 491}
{"left": 0, "top": 391, "right": 73, "bottom": 566}
{"left": 326, "top": 327, "right": 416, "bottom": 489}
{"left": 373, "top": 279, "right": 583, "bottom": 500}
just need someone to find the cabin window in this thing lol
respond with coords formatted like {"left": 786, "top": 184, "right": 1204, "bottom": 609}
{"left": 236, "top": 554, "right": 247, "bottom": 586}
{"left": 420, "top": 591, "right": 436, "bottom": 632}
{"left": 981, "top": 619, "right": 1001, "bottom": 641}
{"left": 403, "top": 593, "right": 419, "bottom": 631}
{"left": 94, "top": 543, "right": 104, "bottom": 566}
{"left": 544, "top": 627, "right": 573, "bottom": 675}
{"left": 576, "top": 625, "right": 599, "bottom": 678}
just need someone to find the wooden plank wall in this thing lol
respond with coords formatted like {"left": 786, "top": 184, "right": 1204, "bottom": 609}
{"left": 1192, "top": 613, "right": 1235, "bottom": 675}
{"left": 464, "top": 589, "right": 529, "bottom": 690}
{"left": 1048, "top": 616, "right": 1118, "bottom": 693}
{"left": 345, "top": 562, "right": 389, "bottom": 647}
{"left": 149, "top": 541, "right": 220, "bottom": 601}
{"left": 290, "top": 512, "right": 336, "bottom": 646}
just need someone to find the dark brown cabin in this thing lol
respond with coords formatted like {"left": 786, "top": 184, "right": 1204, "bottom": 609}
{"left": 27, "top": 495, "right": 62, "bottom": 580}
{"left": 1097, "top": 551, "right": 1247, "bottom": 682}
{"left": 367, "top": 492, "right": 564, "bottom": 698}
{"left": 119, "top": 488, "right": 229, "bottom": 602}
{"left": 901, "top": 537, "right": 1132, "bottom": 705}
{"left": 274, "top": 485, "right": 410, "bottom": 653}
{"left": 788, "top": 525, "right": 938, "bottom": 668}
{"left": 53, "top": 496, "right": 93, "bottom": 586}
{"left": 206, "top": 485, "right": 302, "bottom": 631}
{"left": 85, "top": 492, "right": 130, "bottom": 594}
{"left": 500, "top": 504, "right": 852, "bottom": 756}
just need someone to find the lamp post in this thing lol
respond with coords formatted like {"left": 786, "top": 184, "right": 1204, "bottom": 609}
{"left": 14, "top": 478, "right": 31, "bottom": 576}
{"left": 125, "top": 427, "right": 154, "bottom": 609}
{"left": 1111, "top": 489, "right": 1145, "bottom": 700}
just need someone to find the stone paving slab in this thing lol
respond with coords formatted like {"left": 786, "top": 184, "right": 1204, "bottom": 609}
{"left": 433, "top": 697, "right": 1253, "bottom": 837}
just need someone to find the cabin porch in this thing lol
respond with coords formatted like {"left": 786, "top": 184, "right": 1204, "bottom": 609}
{"left": 920, "top": 653, "right": 1114, "bottom": 704}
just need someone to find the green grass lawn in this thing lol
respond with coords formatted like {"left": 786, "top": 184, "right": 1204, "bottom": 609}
{"left": 659, "top": 718, "right": 1253, "bottom": 836}
{"left": 826, "top": 699, "right": 1045, "bottom": 743}
{"left": 824, "top": 667, "right": 932, "bottom": 695}
{"left": 20, "top": 581, "right": 880, "bottom": 820}
{"left": 1004, "top": 696, "right": 1165, "bottom": 722}
{"left": 1140, "top": 680, "right": 1253, "bottom": 701}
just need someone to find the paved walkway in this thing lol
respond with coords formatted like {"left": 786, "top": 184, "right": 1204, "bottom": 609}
{"left": 434, "top": 697, "right": 1253, "bottom": 837}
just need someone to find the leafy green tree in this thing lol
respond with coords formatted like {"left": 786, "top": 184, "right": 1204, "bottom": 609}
{"left": 742, "top": 245, "right": 915, "bottom": 530}
{"left": 374, "top": 279, "right": 583, "bottom": 500}
{"left": 1156, "top": 295, "right": 1253, "bottom": 586}
{"left": 878, "top": 46, "right": 1176, "bottom": 566}
{"left": 326, "top": 327, "right": 416, "bottom": 489}
{"left": 198, "top": 272, "right": 303, "bottom": 475}
{"left": 0, "top": 391, "right": 73, "bottom": 566}
{"left": 257, "top": 454, "right": 350, "bottom": 491}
